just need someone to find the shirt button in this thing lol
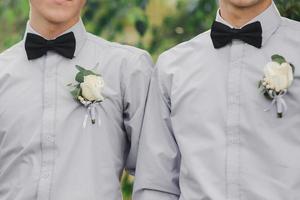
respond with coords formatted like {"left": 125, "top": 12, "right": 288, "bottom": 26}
{"left": 46, "top": 135, "right": 54, "bottom": 143}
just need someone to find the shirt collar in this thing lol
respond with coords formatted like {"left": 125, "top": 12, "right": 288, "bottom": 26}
{"left": 216, "top": 2, "right": 282, "bottom": 47}
{"left": 24, "top": 19, "right": 87, "bottom": 57}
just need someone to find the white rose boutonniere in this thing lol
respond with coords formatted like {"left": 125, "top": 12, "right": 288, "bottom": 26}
{"left": 259, "top": 54, "right": 295, "bottom": 118}
{"left": 68, "top": 65, "right": 105, "bottom": 126}
{"left": 80, "top": 75, "right": 104, "bottom": 102}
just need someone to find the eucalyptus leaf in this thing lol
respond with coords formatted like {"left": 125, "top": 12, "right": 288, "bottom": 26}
{"left": 75, "top": 72, "right": 85, "bottom": 83}
{"left": 271, "top": 54, "right": 286, "bottom": 64}
{"left": 71, "top": 87, "right": 81, "bottom": 99}
{"left": 76, "top": 65, "right": 98, "bottom": 75}
{"left": 75, "top": 70, "right": 98, "bottom": 83}
{"left": 75, "top": 65, "right": 86, "bottom": 72}
{"left": 258, "top": 80, "right": 262, "bottom": 88}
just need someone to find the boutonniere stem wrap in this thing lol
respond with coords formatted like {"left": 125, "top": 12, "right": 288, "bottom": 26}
{"left": 259, "top": 54, "right": 295, "bottom": 118}
{"left": 68, "top": 65, "right": 104, "bottom": 127}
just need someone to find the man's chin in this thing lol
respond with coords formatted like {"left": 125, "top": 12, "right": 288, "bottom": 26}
{"left": 40, "top": 15, "right": 77, "bottom": 28}
{"left": 43, "top": 10, "right": 78, "bottom": 23}
{"left": 229, "top": 0, "right": 261, "bottom": 8}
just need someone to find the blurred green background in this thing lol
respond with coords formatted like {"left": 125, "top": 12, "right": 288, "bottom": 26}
{"left": 0, "top": 0, "right": 299, "bottom": 199}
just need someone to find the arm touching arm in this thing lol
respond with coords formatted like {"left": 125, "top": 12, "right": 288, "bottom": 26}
{"left": 133, "top": 58, "right": 181, "bottom": 200}
{"left": 123, "top": 52, "right": 154, "bottom": 175}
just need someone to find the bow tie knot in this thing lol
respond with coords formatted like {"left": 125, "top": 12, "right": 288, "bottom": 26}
{"left": 231, "top": 29, "right": 242, "bottom": 35}
{"left": 46, "top": 40, "right": 55, "bottom": 45}
{"left": 25, "top": 32, "right": 76, "bottom": 60}
{"left": 45, "top": 40, "right": 56, "bottom": 51}
{"left": 210, "top": 21, "right": 263, "bottom": 49}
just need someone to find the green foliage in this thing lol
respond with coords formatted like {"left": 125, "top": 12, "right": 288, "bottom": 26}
{"left": 121, "top": 172, "right": 134, "bottom": 200}
{"left": 70, "top": 86, "right": 81, "bottom": 99}
{"left": 75, "top": 65, "right": 99, "bottom": 83}
{"left": 0, "top": 0, "right": 29, "bottom": 50}
{"left": 0, "top": 0, "right": 300, "bottom": 199}
{"left": 81, "top": 0, "right": 217, "bottom": 59}
{"left": 275, "top": 0, "right": 300, "bottom": 21}
{"left": 271, "top": 54, "right": 286, "bottom": 64}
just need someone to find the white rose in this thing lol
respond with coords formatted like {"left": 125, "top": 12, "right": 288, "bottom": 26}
{"left": 80, "top": 75, "right": 104, "bottom": 101}
{"left": 263, "top": 61, "right": 294, "bottom": 92}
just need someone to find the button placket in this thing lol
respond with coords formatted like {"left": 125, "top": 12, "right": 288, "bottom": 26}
{"left": 37, "top": 54, "right": 57, "bottom": 200}
{"left": 226, "top": 41, "right": 245, "bottom": 200}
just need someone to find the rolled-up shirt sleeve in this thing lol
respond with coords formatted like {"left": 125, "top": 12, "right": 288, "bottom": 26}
{"left": 123, "top": 52, "right": 154, "bottom": 175}
{"left": 133, "top": 55, "right": 181, "bottom": 199}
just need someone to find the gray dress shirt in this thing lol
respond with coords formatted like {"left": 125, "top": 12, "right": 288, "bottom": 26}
{"left": 0, "top": 19, "right": 153, "bottom": 200}
{"left": 134, "top": 3, "right": 300, "bottom": 200}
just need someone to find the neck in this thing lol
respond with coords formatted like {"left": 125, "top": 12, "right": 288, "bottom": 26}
{"left": 219, "top": 0, "right": 272, "bottom": 28}
{"left": 29, "top": 13, "right": 79, "bottom": 40}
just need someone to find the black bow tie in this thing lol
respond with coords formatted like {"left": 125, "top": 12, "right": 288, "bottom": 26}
{"left": 25, "top": 32, "right": 76, "bottom": 60}
{"left": 210, "top": 21, "right": 263, "bottom": 49}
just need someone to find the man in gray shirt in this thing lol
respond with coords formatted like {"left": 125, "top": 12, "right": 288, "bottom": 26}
{"left": 0, "top": 1, "right": 153, "bottom": 199}
{"left": 134, "top": 0, "right": 300, "bottom": 199}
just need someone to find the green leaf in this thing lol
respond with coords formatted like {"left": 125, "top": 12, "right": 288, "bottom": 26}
{"left": 258, "top": 80, "right": 262, "bottom": 88}
{"left": 75, "top": 65, "right": 99, "bottom": 83}
{"left": 75, "top": 65, "right": 87, "bottom": 72}
{"left": 76, "top": 65, "right": 98, "bottom": 74}
{"left": 71, "top": 87, "right": 81, "bottom": 99}
{"left": 75, "top": 70, "right": 97, "bottom": 83}
{"left": 75, "top": 72, "right": 85, "bottom": 83}
{"left": 271, "top": 54, "right": 286, "bottom": 64}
